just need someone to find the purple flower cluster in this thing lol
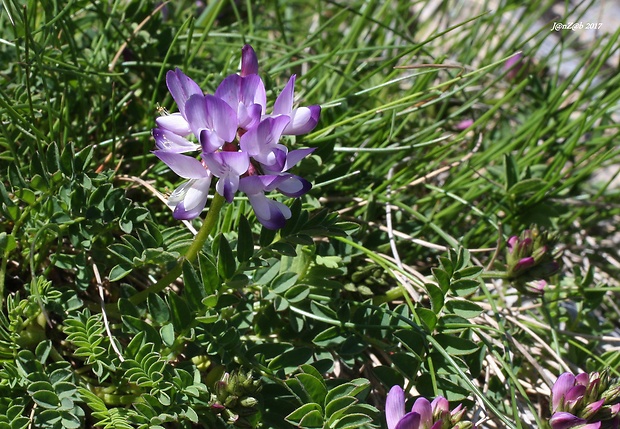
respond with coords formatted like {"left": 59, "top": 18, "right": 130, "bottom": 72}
{"left": 386, "top": 386, "right": 475, "bottom": 429}
{"left": 152, "top": 45, "right": 320, "bottom": 229}
{"left": 550, "top": 371, "right": 620, "bottom": 429}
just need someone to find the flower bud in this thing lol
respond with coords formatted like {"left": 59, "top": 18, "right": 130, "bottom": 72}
{"left": 240, "top": 396, "right": 258, "bottom": 407}
{"left": 582, "top": 399, "right": 605, "bottom": 419}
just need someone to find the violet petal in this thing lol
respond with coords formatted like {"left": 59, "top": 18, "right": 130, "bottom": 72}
{"left": 153, "top": 150, "right": 210, "bottom": 179}
{"left": 166, "top": 68, "right": 203, "bottom": 118}
{"left": 283, "top": 104, "right": 321, "bottom": 135}
{"left": 386, "top": 386, "right": 406, "bottom": 429}
{"left": 241, "top": 44, "right": 259, "bottom": 77}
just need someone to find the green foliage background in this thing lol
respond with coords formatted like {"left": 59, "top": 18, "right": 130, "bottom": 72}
{"left": 1, "top": 0, "right": 619, "bottom": 428}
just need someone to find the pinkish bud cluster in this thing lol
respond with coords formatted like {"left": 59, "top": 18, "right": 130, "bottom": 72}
{"left": 550, "top": 370, "right": 620, "bottom": 429}
{"left": 505, "top": 226, "right": 560, "bottom": 291}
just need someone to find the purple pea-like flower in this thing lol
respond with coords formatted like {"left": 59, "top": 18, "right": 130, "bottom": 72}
{"left": 550, "top": 412, "right": 600, "bottom": 429}
{"left": 270, "top": 74, "right": 321, "bottom": 135}
{"left": 152, "top": 44, "right": 318, "bottom": 228}
{"left": 549, "top": 371, "right": 620, "bottom": 429}
{"left": 385, "top": 386, "right": 475, "bottom": 429}
{"left": 513, "top": 256, "right": 536, "bottom": 273}
{"left": 156, "top": 68, "right": 203, "bottom": 135}
{"left": 167, "top": 177, "right": 213, "bottom": 220}
{"left": 185, "top": 94, "right": 238, "bottom": 153}
{"left": 552, "top": 373, "right": 588, "bottom": 414}
{"left": 238, "top": 175, "right": 293, "bottom": 230}
{"left": 386, "top": 385, "right": 411, "bottom": 429}
{"left": 152, "top": 127, "right": 199, "bottom": 153}
{"left": 202, "top": 151, "right": 250, "bottom": 203}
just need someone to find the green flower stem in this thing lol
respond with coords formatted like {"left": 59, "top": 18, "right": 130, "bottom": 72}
{"left": 480, "top": 270, "right": 511, "bottom": 279}
{"left": 129, "top": 193, "right": 226, "bottom": 305}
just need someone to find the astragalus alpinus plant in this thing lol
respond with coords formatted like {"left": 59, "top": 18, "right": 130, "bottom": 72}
{"left": 1, "top": 0, "right": 620, "bottom": 428}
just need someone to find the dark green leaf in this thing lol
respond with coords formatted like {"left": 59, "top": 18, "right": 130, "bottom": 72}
{"left": 296, "top": 373, "right": 327, "bottom": 404}
{"left": 59, "top": 412, "right": 81, "bottom": 429}
{"left": 46, "top": 141, "right": 61, "bottom": 172}
{"left": 271, "top": 272, "right": 298, "bottom": 293}
{"left": 217, "top": 234, "right": 236, "bottom": 280}
{"left": 118, "top": 298, "right": 141, "bottom": 319}
{"left": 284, "top": 285, "right": 310, "bottom": 303}
{"left": 310, "top": 301, "right": 338, "bottom": 321}
{"left": 438, "top": 257, "right": 453, "bottom": 277}
{"left": 271, "top": 242, "right": 297, "bottom": 256}
{"left": 285, "top": 403, "right": 323, "bottom": 426}
{"left": 325, "top": 396, "right": 357, "bottom": 421}
{"left": 445, "top": 300, "right": 483, "bottom": 319}
{"left": 109, "top": 244, "right": 139, "bottom": 265}
{"left": 31, "top": 174, "right": 48, "bottom": 192}
{"left": 122, "top": 316, "right": 161, "bottom": 350}
{"left": 450, "top": 279, "right": 480, "bottom": 296}
{"left": 236, "top": 215, "right": 254, "bottom": 262}
{"left": 453, "top": 266, "right": 483, "bottom": 279}
{"left": 435, "top": 333, "right": 480, "bottom": 356}
{"left": 416, "top": 307, "right": 437, "bottom": 331}
{"left": 391, "top": 352, "right": 421, "bottom": 377}
{"left": 504, "top": 153, "right": 518, "bottom": 191}
{"left": 431, "top": 268, "right": 450, "bottom": 293}
{"left": 371, "top": 366, "right": 403, "bottom": 392}
{"left": 31, "top": 390, "right": 60, "bottom": 409}
{"left": 109, "top": 264, "right": 132, "bottom": 282}
{"left": 199, "top": 254, "right": 221, "bottom": 295}
{"left": 333, "top": 412, "right": 373, "bottom": 429}
{"left": 16, "top": 188, "right": 35, "bottom": 205}
{"left": 147, "top": 293, "right": 170, "bottom": 324}
{"left": 183, "top": 260, "right": 206, "bottom": 311}
{"left": 299, "top": 410, "right": 324, "bottom": 428}
{"left": 425, "top": 283, "right": 445, "bottom": 313}
{"left": 168, "top": 292, "right": 193, "bottom": 331}
{"left": 324, "top": 379, "right": 370, "bottom": 404}
{"left": 393, "top": 330, "right": 426, "bottom": 358}
{"left": 59, "top": 142, "right": 74, "bottom": 176}
{"left": 508, "top": 178, "right": 547, "bottom": 197}
{"left": 268, "top": 347, "right": 313, "bottom": 372}
{"left": 313, "top": 326, "right": 344, "bottom": 347}
{"left": 259, "top": 225, "right": 277, "bottom": 247}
